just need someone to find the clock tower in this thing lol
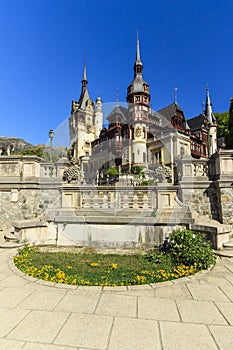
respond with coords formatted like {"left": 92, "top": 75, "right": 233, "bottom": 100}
{"left": 127, "top": 33, "right": 150, "bottom": 166}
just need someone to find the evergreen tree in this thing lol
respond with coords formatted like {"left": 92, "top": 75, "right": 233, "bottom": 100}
{"left": 227, "top": 98, "right": 233, "bottom": 148}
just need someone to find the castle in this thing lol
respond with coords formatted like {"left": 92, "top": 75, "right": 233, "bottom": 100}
{"left": 69, "top": 36, "right": 218, "bottom": 184}
{"left": 0, "top": 37, "right": 232, "bottom": 250}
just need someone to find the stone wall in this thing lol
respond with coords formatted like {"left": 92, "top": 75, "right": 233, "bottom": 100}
{"left": 0, "top": 152, "right": 232, "bottom": 247}
{"left": 0, "top": 189, "right": 43, "bottom": 229}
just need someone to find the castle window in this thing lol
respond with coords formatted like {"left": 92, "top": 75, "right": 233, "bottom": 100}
{"left": 79, "top": 115, "right": 85, "bottom": 123}
{"left": 87, "top": 126, "right": 91, "bottom": 134}
{"left": 132, "top": 153, "right": 135, "bottom": 163}
{"left": 85, "top": 141, "right": 90, "bottom": 147}
{"left": 154, "top": 150, "right": 162, "bottom": 164}
{"left": 136, "top": 96, "right": 140, "bottom": 102}
{"left": 143, "top": 152, "right": 146, "bottom": 163}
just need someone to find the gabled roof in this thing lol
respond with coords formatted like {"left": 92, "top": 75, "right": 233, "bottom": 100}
{"left": 157, "top": 103, "right": 183, "bottom": 122}
{"left": 107, "top": 105, "right": 129, "bottom": 123}
{"left": 187, "top": 114, "right": 206, "bottom": 131}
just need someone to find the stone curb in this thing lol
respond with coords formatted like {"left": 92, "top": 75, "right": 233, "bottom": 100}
{"left": 9, "top": 253, "right": 214, "bottom": 292}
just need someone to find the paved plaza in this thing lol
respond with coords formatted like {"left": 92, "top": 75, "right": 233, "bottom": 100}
{"left": 0, "top": 248, "right": 233, "bottom": 350}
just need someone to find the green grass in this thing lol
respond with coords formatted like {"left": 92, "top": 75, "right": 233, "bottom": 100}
{"left": 14, "top": 245, "right": 198, "bottom": 286}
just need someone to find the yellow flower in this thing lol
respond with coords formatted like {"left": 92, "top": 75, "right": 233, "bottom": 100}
{"left": 111, "top": 263, "right": 118, "bottom": 269}
{"left": 66, "top": 265, "right": 73, "bottom": 269}
{"left": 90, "top": 262, "right": 99, "bottom": 267}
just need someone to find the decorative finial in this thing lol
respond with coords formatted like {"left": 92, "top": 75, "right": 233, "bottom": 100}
{"left": 174, "top": 86, "right": 178, "bottom": 103}
{"left": 116, "top": 88, "right": 119, "bottom": 106}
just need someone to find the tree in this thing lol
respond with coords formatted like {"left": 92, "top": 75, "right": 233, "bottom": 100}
{"left": 214, "top": 111, "right": 229, "bottom": 138}
{"left": 226, "top": 98, "right": 233, "bottom": 148}
{"left": 13, "top": 147, "right": 44, "bottom": 158}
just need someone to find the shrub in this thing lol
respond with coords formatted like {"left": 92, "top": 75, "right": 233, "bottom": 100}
{"left": 169, "top": 229, "right": 216, "bottom": 270}
{"left": 107, "top": 167, "right": 118, "bottom": 176}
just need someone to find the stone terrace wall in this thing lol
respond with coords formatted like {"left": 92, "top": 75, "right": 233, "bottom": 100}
{"left": 0, "top": 152, "right": 233, "bottom": 230}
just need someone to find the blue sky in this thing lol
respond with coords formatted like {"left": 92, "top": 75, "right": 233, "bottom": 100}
{"left": 0, "top": 0, "right": 232, "bottom": 146}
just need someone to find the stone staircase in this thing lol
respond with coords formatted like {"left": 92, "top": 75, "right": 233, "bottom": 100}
{"left": 0, "top": 229, "right": 25, "bottom": 249}
{"left": 215, "top": 238, "right": 233, "bottom": 258}
{"left": 215, "top": 237, "right": 233, "bottom": 258}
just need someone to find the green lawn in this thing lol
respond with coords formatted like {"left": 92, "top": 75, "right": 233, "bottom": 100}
{"left": 14, "top": 245, "right": 198, "bottom": 286}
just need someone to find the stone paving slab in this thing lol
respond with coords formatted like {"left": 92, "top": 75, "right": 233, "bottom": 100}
{"left": 0, "top": 307, "right": 30, "bottom": 337}
{"left": 176, "top": 299, "right": 228, "bottom": 325}
{"left": 108, "top": 317, "right": 161, "bottom": 350}
{"left": 22, "top": 342, "right": 79, "bottom": 349}
{"left": 95, "top": 293, "right": 137, "bottom": 318}
{"left": 54, "top": 290, "right": 100, "bottom": 314}
{"left": 138, "top": 297, "right": 180, "bottom": 321}
{"left": 218, "top": 285, "right": 233, "bottom": 302}
{"left": 187, "top": 284, "right": 230, "bottom": 301}
{"left": 7, "top": 310, "right": 69, "bottom": 343}
{"left": 209, "top": 325, "right": 233, "bottom": 349}
{"left": 0, "top": 338, "right": 25, "bottom": 350}
{"left": 215, "top": 301, "right": 233, "bottom": 325}
{"left": 16, "top": 289, "right": 67, "bottom": 311}
{"left": 222, "top": 272, "right": 233, "bottom": 285}
{"left": 54, "top": 313, "right": 113, "bottom": 349}
{"left": 160, "top": 321, "right": 218, "bottom": 349}
{"left": 0, "top": 287, "right": 33, "bottom": 308}
{"left": 0, "top": 274, "right": 30, "bottom": 288}
{"left": 154, "top": 283, "right": 193, "bottom": 300}
{"left": 198, "top": 275, "right": 233, "bottom": 287}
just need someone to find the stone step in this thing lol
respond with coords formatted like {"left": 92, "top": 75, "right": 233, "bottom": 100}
{"left": 0, "top": 241, "right": 26, "bottom": 249}
{"left": 4, "top": 232, "right": 19, "bottom": 242}
{"left": 223, "top": 240, "right": 233, "bottom": 249}
{"left": 215, "top": 249, "right": 233, "bottom": 258}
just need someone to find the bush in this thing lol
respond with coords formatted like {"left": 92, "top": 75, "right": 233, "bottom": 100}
{"left": 107, "top": 167, "right": 118, "bottom": 176}
{"left": 169, "top": 229, "right": 216, "bottom": 270}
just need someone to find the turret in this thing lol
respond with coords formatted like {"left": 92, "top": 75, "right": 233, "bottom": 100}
{"left": 127, "top": 33, "right": 149, "bottom": 166}
{"left": 94, "top": 96, "right": 103, "bottom": 138}
{"left": 126, "top": 33, "right": 150, "bottom": 109}
{"left": 205, "top": 86, "right": 217, "bottom": 155}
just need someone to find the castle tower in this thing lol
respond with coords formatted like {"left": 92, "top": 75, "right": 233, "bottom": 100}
{"left": 69, "top": 64, "right": 96, "bottom": 159}
{"left": 94, "top": 96, "right": 103, "bottom": 138}
{"left": 126, "top": 33, "right": 150, "bottom": 166}
{"left": 205, "top": 86, "right": 217, "bottom": 155}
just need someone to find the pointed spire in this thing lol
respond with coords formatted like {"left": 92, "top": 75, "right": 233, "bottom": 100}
{"left": 83, "top": 63, "right": 87, "bottom": 81}
{"left": 82, "top": 53, "right": 88, "bottom": 89}
{"left": 134, "top": 31, "right": 143, "bottom": 76}
{"left": 136, "top": 30, "right": 141, "bottom": 63}
{"left": 205, "top": 85, "right": 216, "bottom": 124}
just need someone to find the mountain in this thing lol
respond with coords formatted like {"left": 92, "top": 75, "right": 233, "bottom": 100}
{"left": 0, "top": 136, "right": 67, "bottom": 161}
